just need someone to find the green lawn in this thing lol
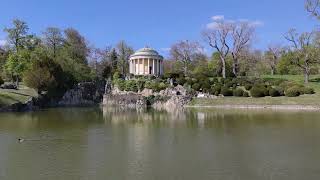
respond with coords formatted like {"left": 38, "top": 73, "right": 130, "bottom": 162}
{"left": 0, "top": 83, "right": 38, "bottom": 107}
{"left": 190, "top": 75, "right": 320, "bottom": 107}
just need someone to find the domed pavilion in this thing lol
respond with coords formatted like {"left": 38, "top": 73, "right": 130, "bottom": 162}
{"left": 129, "top": 47, "right": 164, "bottom": 76}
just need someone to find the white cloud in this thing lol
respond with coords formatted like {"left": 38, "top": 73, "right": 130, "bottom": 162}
{"left": 0, "top": 39, "right": 6, "bottom": 46}
{"left": 211, "top": 15, "right": 224, "bottom": 21}
{"left": 206, "top": 15, "right": 264, "bottom": 30}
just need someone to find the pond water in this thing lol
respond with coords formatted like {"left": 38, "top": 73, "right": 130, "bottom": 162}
{"left": 0, "top": 107, "right": 320, "bottom": 180}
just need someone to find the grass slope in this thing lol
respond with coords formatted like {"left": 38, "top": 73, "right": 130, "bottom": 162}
{"left": 0, "top": 83, "right": 38, "bottom": 107}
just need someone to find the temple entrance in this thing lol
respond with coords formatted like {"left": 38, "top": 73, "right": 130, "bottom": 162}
{"left": 149, "top": 66, "right": 152, "bottom": 74}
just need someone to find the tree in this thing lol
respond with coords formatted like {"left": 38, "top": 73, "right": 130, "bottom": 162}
{"left": 4, "top": 19, "right": 29, "bottom": 52}
{"left": 203, "top": 20, "right": 233, "bottom": 78}
{"left": 170, "top": 40, "right": 202, "bottom": 76}
{"left": 109, "top": 48, "right": 118, "bottom": 74}
{"left": 284, "top": 29, "right": 319, "bottom": 83}
{"left": 265, "top": 45, "right": 283, "bottom": 75}
{"left": 23, "top": 47, "right": 75, "bottom": 97}
{"left": 116, "top": 41, "right": 133, "bottom": 76}
{"left": 306, "top": 0, "right": 320, "bottom": 18}
{"left": 5, "top": 49, "right": 31, "bottom": 85}
{"left": 43, "top": 27, "right": 64, "bottom": 58}
{"left": 63, "top": 28, "right": 89, "bottom": 65}
{"left": 230, "top": 22, "right": 255, "bottom": 77}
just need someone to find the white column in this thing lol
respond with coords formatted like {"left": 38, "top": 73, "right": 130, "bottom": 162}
{"left": 147, "top": 58, "right": 150, "bottom": 75}
{"left": 140, "top": 59, "right": 142, "bottom": 75}
{"left": 152, "top": 59, "right": 155, "bottom": 75}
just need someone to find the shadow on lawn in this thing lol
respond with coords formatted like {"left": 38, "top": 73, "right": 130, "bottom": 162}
{"left": 310, "top": 78, "right": 320, "bottom": 83}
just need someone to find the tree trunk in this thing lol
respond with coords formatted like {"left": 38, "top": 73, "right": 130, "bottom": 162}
{"left": 221, "top": 57, "right": 226, "bottom": 78}
{"left": 232, "top": 59, "right": 239, "bottom": 77}
{"left": 271, "top": 68, "right": 274, "bottom": 76}
{"left": 304, "top": 68, "right": 310, "bottom": 84}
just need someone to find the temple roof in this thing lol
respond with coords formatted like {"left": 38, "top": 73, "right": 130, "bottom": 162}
{"left": 130, "top": 47, "right": 163, "bottom": 59}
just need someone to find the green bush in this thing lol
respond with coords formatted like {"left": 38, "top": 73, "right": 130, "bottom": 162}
{"left": 136, "top": 79, "right": 145, "bottom": 92}
{"left": 192, "top": 83, "right": 201, "bottom": 91}
{"left": 244, "top": 84, "right": 253, "bottom": 91}
{"left": 250, "top": 86, "right": 266, "bottom": 98}
{"left": 124, "top": 80, "right": 138, "bottom": 92}
{"left": 233, "top": 88, "right": 244, "bottom": 97}
{"left": 114, "top": 79, "right": 125, "bottom": 91}
{"left": 285, "top": 86, "right": 301, "bottom": 97}
{"left": 221, "top": 87, "right": 233, "bottom": 96}
{"left": 176, "top": 77, "right": 186, "bottom": 85}
{"left": 0, "top": 76, "right": 4, "bottom": 85}
{"left": 302, "top": 87, "right": 315, "bottom": 95}
{"left": 243, "top": 91, "right": 250, "bottom": 97}
{"left": 269, "top": 88, "right": 281, "bottom": 97}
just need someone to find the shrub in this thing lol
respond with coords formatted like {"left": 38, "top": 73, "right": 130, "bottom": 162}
{"left": 124, "top": 80, "right": 138, "bottom": 92}
{"left": 221, "top": 87, "right": 233, "bottom": 96}
{"left": 269, "top": 88, "right": 281, "bottom": 97}
{"left": 158, "top": 82, "right": 168, "bottom": 91}
{"left": 0, "top": 76, "right": 4, "bottom": 85}
{"left": 302, "top": 87, "right": 315, "bottom": 94}
{"left": 233, "top": 88, "right": 244, "bottom": 97}
{"left": 192, "top": 83, "right": 201, "bottom": 91}
{"left": 243, "top": 91, "right": 250, "bottom": 97}
{"left": 136, "top": 79, "right": 145, "bottom": 92}
{"left": 114, "top": 79, "right": 125, "bottom": 91}
{"left": 250, "top": 86, "right": 266, "bottom": 98}
{"left": 176, "top": 77, "right": 186, "bottom": 86}
{"left": 244, "top": 84, "right": 253, "bottom": 91}
{"left": 285, "top": 86, "right": 301, "bottom": 97}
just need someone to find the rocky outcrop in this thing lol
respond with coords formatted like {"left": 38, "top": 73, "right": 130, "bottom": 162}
{"left": 103, "top": 84, "right": 192, "bottom": 110}
{"left": 103, "top": 93, "right": 147, "bottom": 108}
{"left": 0, "top": 97, "right": 39, "bottom": 112}
{"left": 58, "top": 82, "right": 103, "bottom": 106}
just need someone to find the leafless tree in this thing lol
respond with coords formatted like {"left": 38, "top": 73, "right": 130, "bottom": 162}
{"left": 170, "top": 40, "right": 202, "bottom": 76}
{"left": 116, "top": 40, "right": 133, "bottom": 76}
{"left": 203, "top": 20, "right": 233, "bottom": 78}
{"left": 265, "top": 45, "right": 283, "bottom": 75}
{"left": 284, "top": 29, "right": 318, "bottom": 83}
{"left": 42, "top": 27, "right": 64, "bottom": 58}
{"left": 306, "top": 0, "right": 320, "bottom": 18}
{"left": 231, "top": 22, "right": 255, "bottom": 77}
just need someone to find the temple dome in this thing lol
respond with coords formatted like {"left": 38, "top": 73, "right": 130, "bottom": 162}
{"left": 130, "top": 47, "right": 163, "bottom": 59}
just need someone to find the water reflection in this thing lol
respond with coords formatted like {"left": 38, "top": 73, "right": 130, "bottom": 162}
{"left": 1, "top": 107, "right": 320, "bottom": 179}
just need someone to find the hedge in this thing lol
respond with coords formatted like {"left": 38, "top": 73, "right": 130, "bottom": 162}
{"left": 221, "top": 87, "right": 233, "bottom": 96}
{"left": 233, "top": 88, "right": 244, "bottom": 97}
{"left": 250, "top": 86, "right": 266, "bottom": 98}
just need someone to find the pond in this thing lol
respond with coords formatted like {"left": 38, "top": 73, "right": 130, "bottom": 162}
{"left": 0, "top": 107, "right": 320, "bottom": 180}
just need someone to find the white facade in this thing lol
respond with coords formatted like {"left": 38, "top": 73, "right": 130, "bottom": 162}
{"left": 129, "top": 47, "right": 164, "bottom": 76}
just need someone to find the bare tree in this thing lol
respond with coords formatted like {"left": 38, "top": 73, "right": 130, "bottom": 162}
{"left": 170, "top": 40, "right": 202, "bottom": 76}
{"left": 265, "top": 45, "right": 283, "bottom": 75}
{"left": 231, "top": 22, "right": 255, "bottom": 77}
{"left": 203, "top": 20, "right": 233, "bottom": 78}
{"left": 306, "top": 0, "right": 320, "bottom": 18}
{"left": 116, "top": 40, "right": 133, "bottom": 76}
{"left": 284, "top": 29, "right": 318, "bottom": 83}
{"left": 42, "top": 27, "right": 64, "bottom": 58}
{"left": 4, "top": 19, "right": 29, "bottom": 52}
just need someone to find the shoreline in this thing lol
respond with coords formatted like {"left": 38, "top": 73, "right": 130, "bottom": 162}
{"left": 185, "top": 104, "right": 320, "bottom": 110}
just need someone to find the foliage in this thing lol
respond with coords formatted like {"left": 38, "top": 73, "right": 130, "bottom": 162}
{"left": 285, "top": 86, "right": 301, "bottom": 97}
{"left": 243, "top": 91, "right": 250, "bottom": 97}
{"left": 124, "top": 80, "right": 138, "bottom": 92}
{"left": 250, "top": 86, "right": 267, "bottom": 98}
{"left": 0, "top": 76, "right": 4, "bottom": 85}
{"left": 233, "top": 88, "right": 244, "bottom": 97}
{"left": 221, "top": 86, "right": 233, "bottom": 96}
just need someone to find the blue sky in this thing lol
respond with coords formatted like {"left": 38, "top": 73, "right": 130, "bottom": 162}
{"left": 0, "top": 0, "right": 317, "bottom": 56}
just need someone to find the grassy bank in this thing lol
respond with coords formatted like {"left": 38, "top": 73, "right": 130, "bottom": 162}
{"left": 0, "top": 84, "right": 38, "bottom": 107}
{"left": 189, "top": 75, "right": 320, "bottom": 107}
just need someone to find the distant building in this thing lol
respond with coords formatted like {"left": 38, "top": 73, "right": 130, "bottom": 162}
{"left": 129, "top": 47, "right": 164, "bottom": 76}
